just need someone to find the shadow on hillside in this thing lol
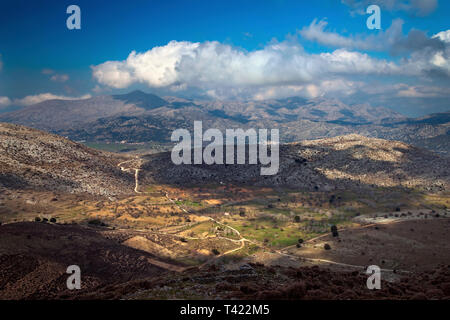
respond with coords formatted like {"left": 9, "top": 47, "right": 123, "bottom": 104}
{"left": 139, "top": 142, "right": 449, "bottom": 194}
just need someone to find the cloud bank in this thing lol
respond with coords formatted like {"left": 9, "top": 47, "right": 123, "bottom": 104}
{"left": 91, "top": 27, "right": 449, "bottom": 100}
{"left": 91, "top": 40, "right": 405, "bottom": 91}
{"left": 0, "top": 93, "right": 92, "bottom": 109}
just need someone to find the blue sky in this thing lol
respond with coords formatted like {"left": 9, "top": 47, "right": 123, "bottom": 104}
{"left": 0, "top": 0, "right": 449, "bottom": 116}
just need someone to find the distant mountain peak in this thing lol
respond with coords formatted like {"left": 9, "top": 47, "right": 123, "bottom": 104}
{"left": 112, "top": 90, "right": 167, "bottom": 110}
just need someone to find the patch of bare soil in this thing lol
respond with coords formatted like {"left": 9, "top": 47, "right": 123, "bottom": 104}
{"left": 291, "top": 218, "right": 450, "bottom": 272}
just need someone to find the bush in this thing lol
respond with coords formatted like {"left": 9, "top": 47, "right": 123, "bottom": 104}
{"left": 42, "top": 218, "right": 48, "bottom": 222}
{"left": 294, "top": 215, "right": 301, "bottom": 223}
{"left": 50, "top": 217, "right": 56, "bottom": 223}
{"left": 298, "top": 238, "right": 304, "bottom": 244}
{"left": 212, "top": 248, "right": 220, "bottom": 255}
{"left": 324, "top": 243, "right": 331, "bottom": 250}
{"left": 35, "top": 217, "right": 41, "bottom": 222}
{"left": 331, "top": 225, "right": 339, "bottom": 237}
{"left": 88, "top": 219, "right": 103, "bottom": 226}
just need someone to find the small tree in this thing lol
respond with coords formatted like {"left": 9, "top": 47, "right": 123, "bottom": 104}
{"left": 331, "top": 225, "right": 339, "bottom": 237}
{"left": 324, "top": 243, "right": 331, "bottom": 250}
{"left": 294, "top": 216, "right": 301, "bottom": 223}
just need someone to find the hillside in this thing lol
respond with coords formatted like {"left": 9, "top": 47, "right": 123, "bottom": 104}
{"left": 1, "top": 91, "right": 448, "bottom": 155}
{"left": 0, "top": 123, "right": 134, "bottom": 196}
{"left": 0, "top": 91, "right": 168, "bottom": 131}
{"left": 142, "top": 134, "right": 450, "bottom": 192}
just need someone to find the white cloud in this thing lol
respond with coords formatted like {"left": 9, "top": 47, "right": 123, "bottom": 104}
{"left": 41, "top": 68, "right": 54, "bottom": 75}
{"left": 50, "top": 74, "right": 69, "bottom": 82}
{"left": 0, "top": 96, "right": 11, "bottom": 107}
{"left": 41, "top": 69, "right": 70, "bottom": 82}
{"left": 92, "top": 39, "right": 410, "bottom": 96}
{"left": 300, "top": 18, "right": 446, "bottom": 58}
{"left": 433, "top": 30, "right": 450, "bottom": 43}
{"left": 395, "top": 84, "right": 449, "bottom": 97}
{"left": 14, "top": 93, "right": 91, "bottom": 106}
{"left": 299, "top": 19, "right": 385, "bottom": 50}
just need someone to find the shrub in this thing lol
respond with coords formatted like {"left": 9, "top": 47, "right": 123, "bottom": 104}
{"left": 294, "top": 215, "right": 301, "bottom": 223}
{"left": 35, "top": 217, "right": 41, "bottom": 222}
{"left": 88, "top": 219, "right": 103, "bottom": 226}
{"left": 50, "top": 217, "right": 56, "bottom": 223}
{"left": 212, "top": 248, "right": 220, "bottom": 255}
{"left": 330, "top": 225, "right": 339, "bottom": 237}
{"left": 324, "top": 243, "right": 331, "bottom": 250}
{"left": 298, "top": 238, "right": 304, "bottom": 244}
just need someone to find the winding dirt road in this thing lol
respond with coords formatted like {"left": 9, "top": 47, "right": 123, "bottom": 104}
{"left": 116, "top": 156, "right": 409, "bottom": 274}
{"left": 118, "top": 158, "right": 142, "bottom": 193}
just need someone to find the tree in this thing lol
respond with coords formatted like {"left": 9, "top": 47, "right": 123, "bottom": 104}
{"left": 331, "top": 225, "right": 339, "bottom": 237}
{"left": 324, "top": 243, "right": 331, "bottom": 250}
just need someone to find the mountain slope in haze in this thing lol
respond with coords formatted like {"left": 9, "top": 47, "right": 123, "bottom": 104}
{"left": 0, "top": 91, "right": 404, "bottom": 132}
{"left": 141, "top": 134, "right": 449, "bottom": 192}
{"left": 0, "top": 123, "right": 134, "bottom": 196}
{"left": 0, "top": 91, "right": 448, "bottom": 155}
{"left": 0, "top": 91, "right": 168, "bottom": 131}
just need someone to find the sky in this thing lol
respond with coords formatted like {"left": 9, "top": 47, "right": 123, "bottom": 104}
{"left": 0, "top": 0, "right": 449, "bottom": 116}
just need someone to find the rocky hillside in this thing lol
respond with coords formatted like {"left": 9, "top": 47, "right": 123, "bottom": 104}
{"left": 1, "top": 91, "right": 448, "bottom": 155}
{"left": 0, "top": 123, "right": 134, "bottom": 196}
{"left": 142, "top": 134, "right": 449, "bottom": 192}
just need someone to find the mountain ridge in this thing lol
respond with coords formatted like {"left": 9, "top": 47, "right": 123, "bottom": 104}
{"left": 0, "top": 91, "right": 448, "bottom": 155}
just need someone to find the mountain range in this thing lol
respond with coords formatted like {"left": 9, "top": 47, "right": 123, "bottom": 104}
{"left": 1, "top": 90, "right": 448, "bottom": 155}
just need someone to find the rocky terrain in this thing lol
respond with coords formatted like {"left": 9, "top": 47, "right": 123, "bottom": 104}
{"left": 142, "top": 134, "right": 450, "bottom": 192}
{"left": 0, "top": 222, "right": 167, "bottom": 299}
{"left": 0, "top": 123, "right": 134, "bottom": 196}
{"left": 0, "top": 123, "right": 449, "bottom": 300}
{"left": 1, "top": 91, "right": 448, "bottom": 155}
{"left": 2, "top": 218, "right": 448, "bottom": 300}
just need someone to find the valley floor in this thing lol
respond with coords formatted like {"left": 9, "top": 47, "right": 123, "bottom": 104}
{"left": 1, "top": 168, "right": 449, "bottom": 299}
